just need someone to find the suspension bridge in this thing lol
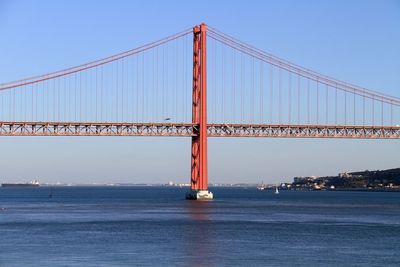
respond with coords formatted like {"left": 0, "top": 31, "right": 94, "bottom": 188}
{"left": 1, "top": 23, "right": 399, "bottom": 199}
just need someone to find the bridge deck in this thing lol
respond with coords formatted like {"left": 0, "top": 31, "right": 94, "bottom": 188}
{"left": 0, "top": 122, "right": 399, "bottom": 139}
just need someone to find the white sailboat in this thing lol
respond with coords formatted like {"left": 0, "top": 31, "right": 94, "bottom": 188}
{"left": 274, "top": 186, "right": 279, "bottom": 194}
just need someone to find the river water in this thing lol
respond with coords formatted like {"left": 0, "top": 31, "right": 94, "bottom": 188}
{"left": 0, "top": 186, "right": 399, "bottom": 266}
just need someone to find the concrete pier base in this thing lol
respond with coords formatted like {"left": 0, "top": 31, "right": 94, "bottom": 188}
{"left": 185, "top": 190, "right": 214, "bottom": 200}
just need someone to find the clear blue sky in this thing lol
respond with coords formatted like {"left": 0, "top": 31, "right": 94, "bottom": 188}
{"left": 0, "top": 0, "right": 399, "bottom": 184}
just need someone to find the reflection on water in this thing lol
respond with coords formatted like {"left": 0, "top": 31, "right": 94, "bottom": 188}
{"left": 184, "top": 201, "right": 215, "bottom": 267}
{"left": 186, "top": 200, "right": 212, "bottom": 221}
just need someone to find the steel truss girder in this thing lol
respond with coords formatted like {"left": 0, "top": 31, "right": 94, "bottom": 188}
{"left": 207, "top": 123, "right": 400, "bottom": 139}
{"left": 0, "top": 122, "right": 399, "bottom": 139}
{"left": 0, "top": 122, "right": 194, "bottom": 137}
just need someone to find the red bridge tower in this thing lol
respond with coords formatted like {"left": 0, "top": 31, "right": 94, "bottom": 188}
{"left": 186, "top": 23, "right": 213, "bottom": 200}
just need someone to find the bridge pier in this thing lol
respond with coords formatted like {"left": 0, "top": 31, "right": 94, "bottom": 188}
{"left": 186, "top": 23, "right": 213, "bottom": 200}
{"left": 186, "top": 190, "right": 214, "bottom": 200}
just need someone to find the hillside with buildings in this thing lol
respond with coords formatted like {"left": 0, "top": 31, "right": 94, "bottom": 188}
{"left": 290, "top": 168, "right": 400, "bottom": 191}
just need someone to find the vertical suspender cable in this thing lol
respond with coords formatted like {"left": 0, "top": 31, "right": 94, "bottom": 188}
{"left": 176, "top": 39, "right": 179, "bottom": 122}
{"left": 326, "top": 84, "right": 328, "bottom": 124}
{"left": 233, "top": 48, "right": 236, "bottom": 123}
{"left": 390, "top": 101, "right": 393, "bottom": 125}
{"left": 307, "top": 79, "right": 310, "bottom": 124}
{"left": 372, "top": 97, "right": 375, "bottom": 126}
{"left": 344, "top": 90, "right": 347, "bottom": 125}
{"left": 353, "top": 88, "right": 356, "bottom": 125}
{"left": 270, "top": 65, "right": 273, "bottom": 123}
{"left": 335, "top": 83, "right": 338, "bottom": 125}
{"left": 122, "top": 58, "right": 124, "bottom": 122}
{"left": 251, "top": 57, "right": 254, "bottom": 123}
{"left": 116, "top": 60, "right": 119, "bottom": 122}
{"left": 297, "top": 75, "right": 300, "bottom": 124}
{"left": 316, "top": 80, "right": 319, "bottom": 125}
{"left": 278, "top": 67, "right": 281, "bottom": 124}
{"left": 222, "top": 42, "right": 225, "bottom": 122}
{"left": 363, "top": 94, "right": 365, "bottom": 126}
{"left": 260, "top": 61, "right": 263, "bottom": 123}
{"left": 241, "top": 53, "right": 244, "bottom": 123}
{"left": 288, "top": 72, "right": 291, "bottom": 124}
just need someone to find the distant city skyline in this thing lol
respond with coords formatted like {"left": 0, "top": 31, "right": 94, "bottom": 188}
{"left": 0, "top": 0, "right": 399, "bottom": 184}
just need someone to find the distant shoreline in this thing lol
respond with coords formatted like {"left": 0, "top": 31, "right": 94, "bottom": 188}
{"left": 286, "top": 188, "right": 400, "bottom": 193}
{"left": 2, "top": 184, "right": 400, "bottom": 192}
